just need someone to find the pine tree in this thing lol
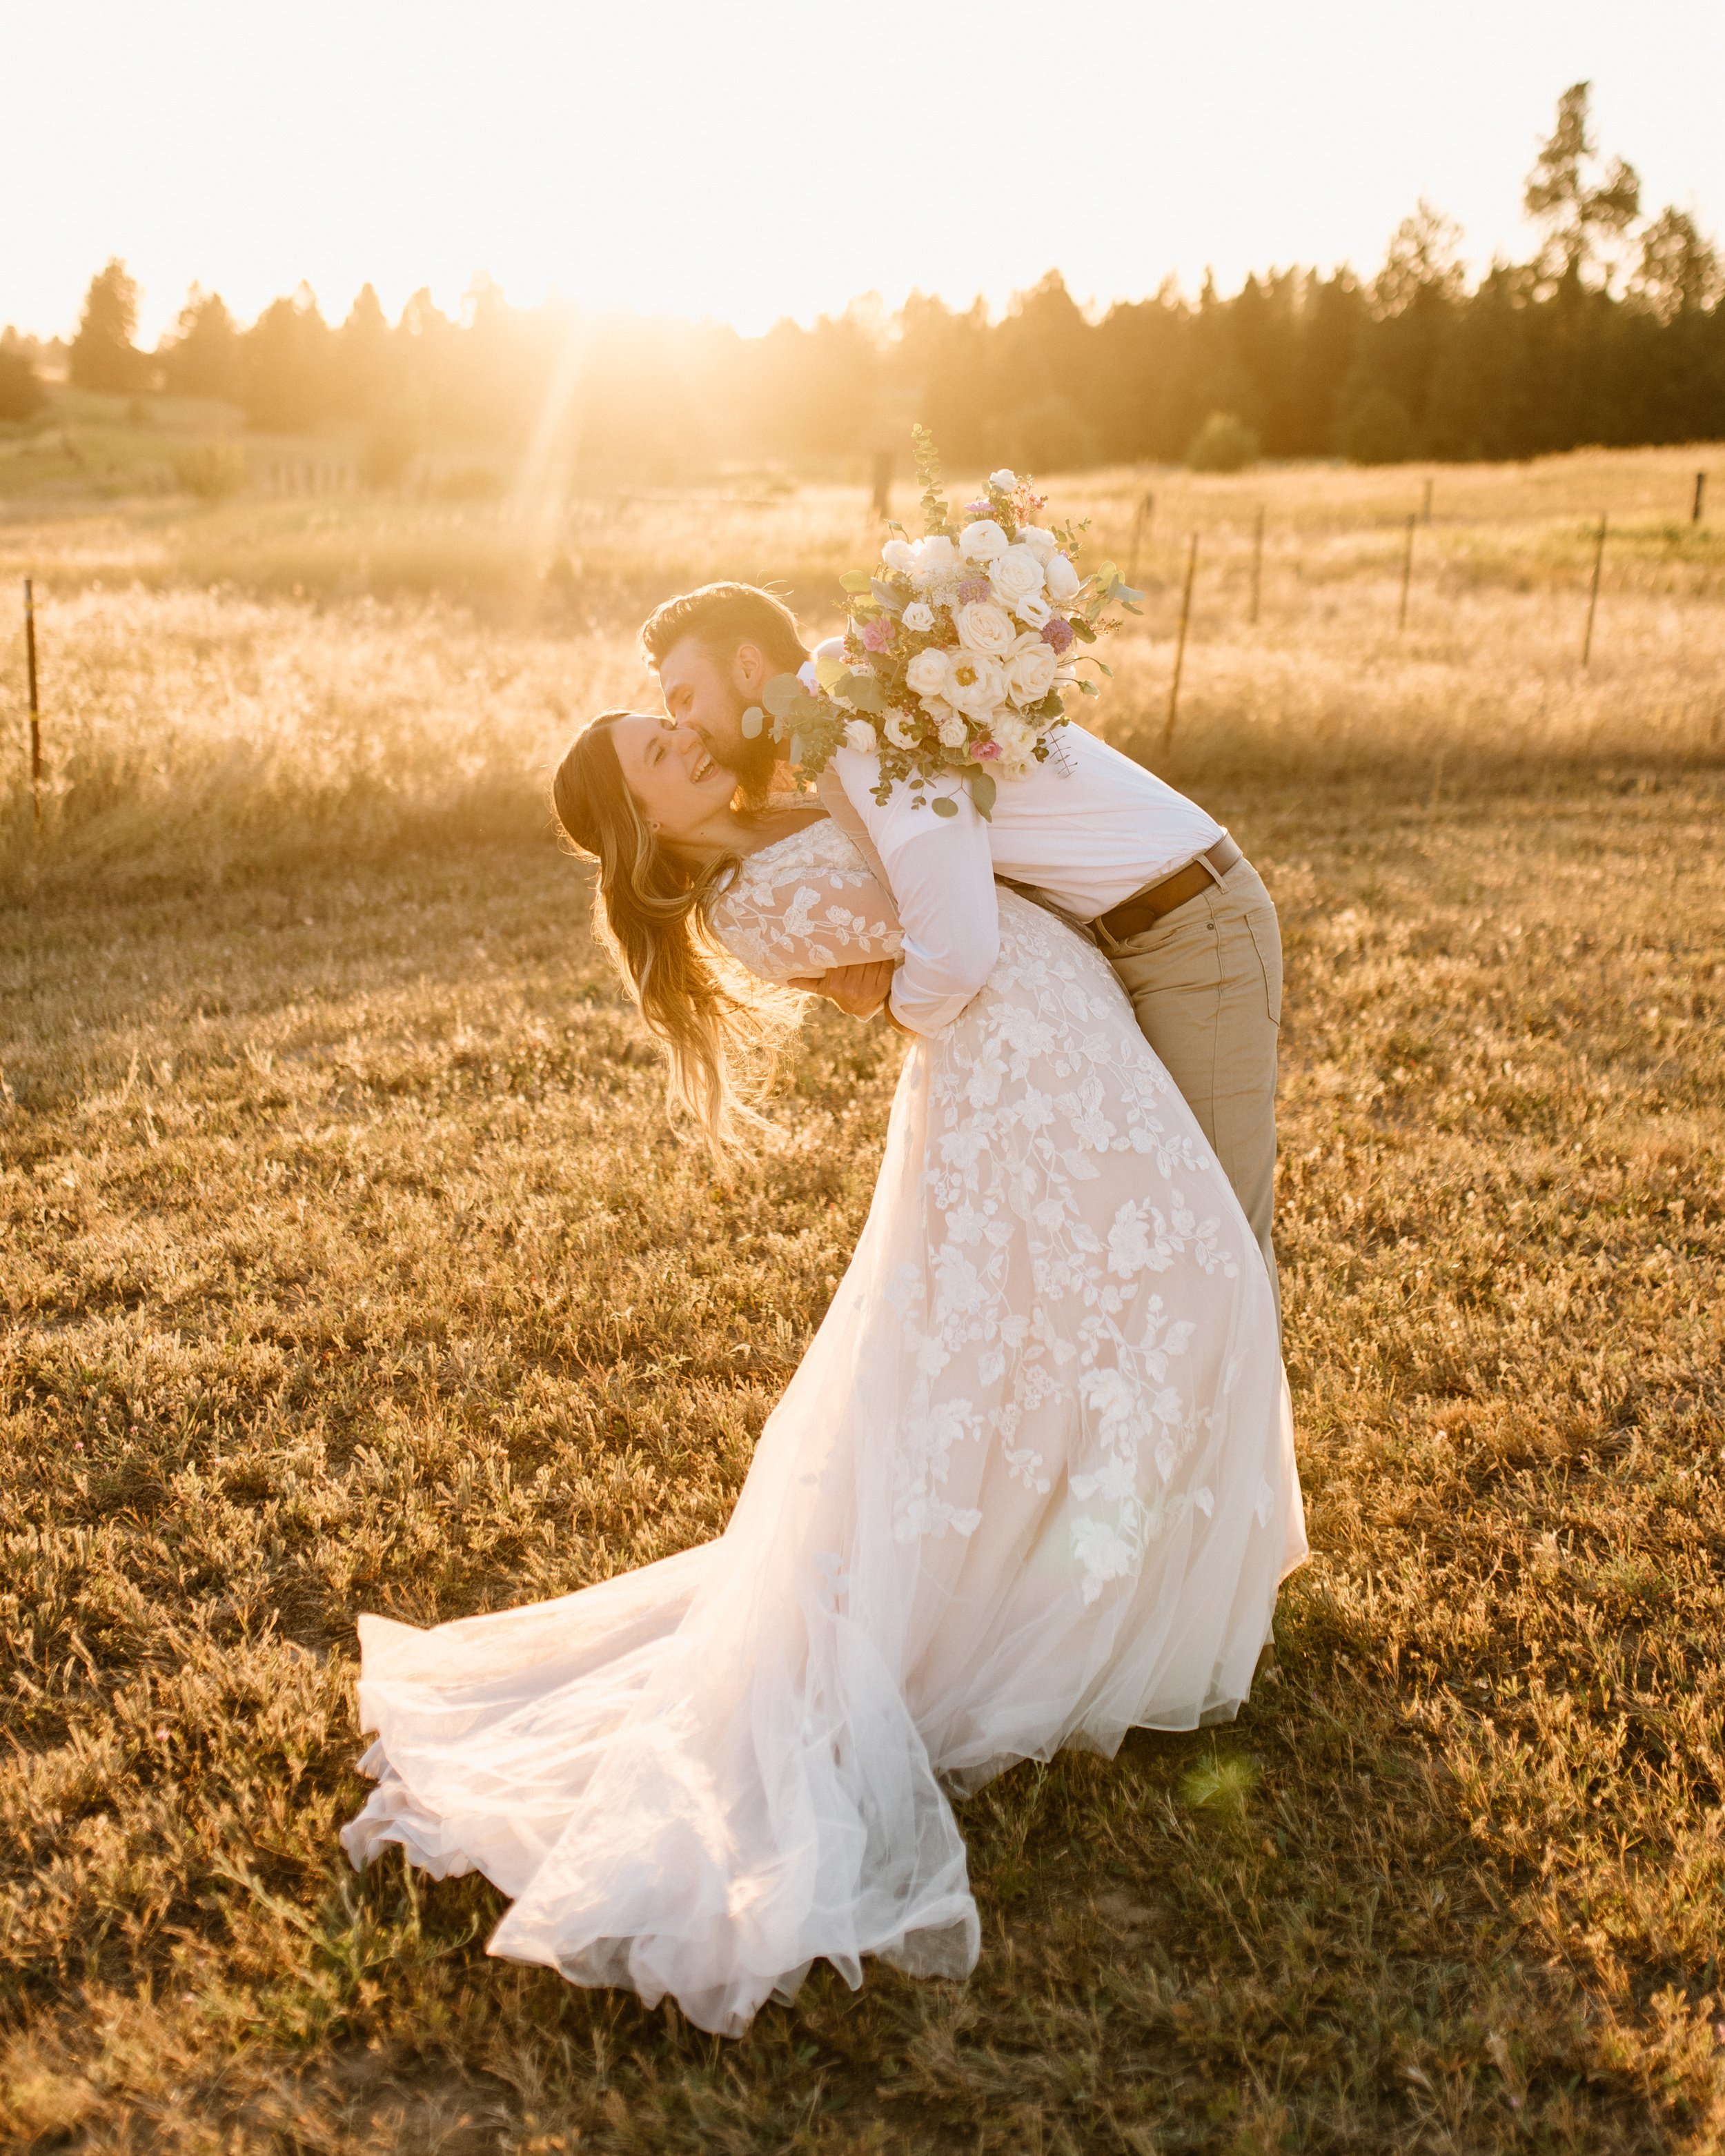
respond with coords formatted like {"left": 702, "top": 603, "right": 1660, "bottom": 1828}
{"left": 69, "top": 259, "right": 145, "bottom": 393}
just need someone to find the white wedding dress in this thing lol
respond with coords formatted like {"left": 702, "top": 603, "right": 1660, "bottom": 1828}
{"left": 342, "top": 819, "right": 1305, "bottom": 2035}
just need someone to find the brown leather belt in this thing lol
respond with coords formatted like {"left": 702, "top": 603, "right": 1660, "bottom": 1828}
{"left": 1094, "top": 834, "right": 1243, "bottom": 941}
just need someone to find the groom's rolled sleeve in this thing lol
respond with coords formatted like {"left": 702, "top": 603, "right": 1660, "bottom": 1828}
{"left": 831, "top": 747, "right": 998, "bottom": 1035}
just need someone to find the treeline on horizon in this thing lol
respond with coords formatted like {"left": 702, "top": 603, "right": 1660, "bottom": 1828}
{"left": 4, "top": 83, "right": 1723, "bottom": 480}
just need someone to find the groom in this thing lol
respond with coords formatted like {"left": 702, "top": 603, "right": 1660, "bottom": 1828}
{"left": 641, "top": 581, "right": 1285, "bottom": 1312}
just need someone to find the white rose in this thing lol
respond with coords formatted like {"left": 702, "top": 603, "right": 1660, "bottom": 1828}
{"left": 905, "top": 646, "right": 950, "bottom": 698}
{"left": 844, "top": 719, "right": 878, "bottom": 755}
{"left": 938, "top": 715, "right": 969, "bottom": 748}
{"left": 943, "top": 651, "right": 1006, "bottom": 716}
{"left": 987, "top": 544, "right": 1044, "bottom": 611}
{"left": 880, "top": 540, "right": 918, "bottom": 574}
{"left": 885, "top": 706, "right": 918, "bottom": 748}
{"left": 989, "top": 468, "right": 1018, "bottom": 491}
{"left": 1016, "top": 524, "right": 1058, "bottom": 564}
{"left": 913, "top": 535, "right": 960, "bottom": 583}
{"left": 954, "top": 600, "right": 1016, "bottom": 656}
{"left": 1043, "top": 551, "right": 1081, "bottom": 602}
{"left": 1014, "top": 591, "right": 1053, "bottom": 629}
{"left": 958, "top": 518, "right": 1009, "bottom": 564}
{"left": 901, "top": 600, "right": 934, "bottom": 632}
{"left": 1005, "top": 642, "right": 1058, "bottom": 706}
{"left": 920, "top": 693, "right": 957, "bottom": 725}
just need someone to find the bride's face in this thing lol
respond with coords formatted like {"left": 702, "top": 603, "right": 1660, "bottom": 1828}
{"left": 609, "top": 713, "right": 736, "bottom": 845}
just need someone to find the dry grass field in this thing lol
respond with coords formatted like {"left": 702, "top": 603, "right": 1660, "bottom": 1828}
{"left": 2, "top": 446, "right": 1724, "bottom": 2152}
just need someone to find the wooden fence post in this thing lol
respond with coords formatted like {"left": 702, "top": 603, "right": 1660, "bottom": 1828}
{"left": 870, "top": 448, "right": 894, "bottom": 520}
{"left": 1694, "top": 471, "right": 1707, "bottom": 524}
{"left": 1161, "top": 534, "right": 1198, "bottom": 756}
{"left": 1127, "top": 489, "right": 1155, "bottom": 587}
{"left": 1397, "top": 513, "right": 1416, "bottom": 631}
{"left": 23, "top": 578, "right": 41, "bottom": 824}
{"left": 1581, "top": 513, "right": 1607, "bottom": 667}
{"left": 1421, "top": 475, "right": 1434, "bottom": 523}
{"left": 1249, "top": 504, "right": 1264, "bottom": 626}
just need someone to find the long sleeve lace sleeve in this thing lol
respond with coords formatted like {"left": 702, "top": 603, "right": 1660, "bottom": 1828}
{"left": 706, "top": 821, "right": 904, "bottom": 985}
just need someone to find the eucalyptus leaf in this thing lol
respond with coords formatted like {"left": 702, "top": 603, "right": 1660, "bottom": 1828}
{"left": 763, "top": 673, "right": 802, "bottom": 720}
{"left": 837, "top": 671, "right": 883, "bottom": 714}
{"left": 870, "top": 580, "right": 905, "bottom": 613}
{"left": 930, "top": 795, "right": 958, "bottom": 818}
{"left": 740, "top": 706, "right": 764, "bottom": 739}
{"left": 815, "top": 651, "right": 847, "bottom": 690}
{"left": 967, "top": 769, "right": 997, "bottom": 820}
{"left": 839, "top": 571, "right": 873, "bottom": 595}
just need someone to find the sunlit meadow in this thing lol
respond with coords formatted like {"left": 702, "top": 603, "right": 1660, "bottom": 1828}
{"left": 1, "top": 444, "right": 1723, "bottom": 2152}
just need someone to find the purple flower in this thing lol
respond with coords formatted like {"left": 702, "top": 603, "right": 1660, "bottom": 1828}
{"left": 860, "top": 615, "right": 896, "bottom": 652}
{"left": 958, "top": 577, "right": 992, "bottom": 604}
{"left": 965, "top": 498, "right": 992, "bottom": 515}
{"left": 1041, "top": 616, "right": 1076, "bottom": 655}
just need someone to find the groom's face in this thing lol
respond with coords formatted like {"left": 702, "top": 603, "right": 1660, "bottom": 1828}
{"left": 656, "top": 634, "right": 777, "bottom": 792}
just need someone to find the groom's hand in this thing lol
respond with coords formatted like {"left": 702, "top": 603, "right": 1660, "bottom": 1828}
{"left": 788, "top": 960, "right": 898, "bottom": 1020}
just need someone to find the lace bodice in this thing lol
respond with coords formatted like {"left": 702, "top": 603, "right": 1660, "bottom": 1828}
{"left": 708, "top": 818, "right": 903, "bottom": 982}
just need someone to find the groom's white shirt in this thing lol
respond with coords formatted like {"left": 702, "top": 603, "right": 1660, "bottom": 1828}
{"left": 827, "top": 718, "right": 1222, "bottom": 1034}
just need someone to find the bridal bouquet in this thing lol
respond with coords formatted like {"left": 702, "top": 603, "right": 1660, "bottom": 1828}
{"left": 742, "top": 427, "right": 1141, "bottom": 819}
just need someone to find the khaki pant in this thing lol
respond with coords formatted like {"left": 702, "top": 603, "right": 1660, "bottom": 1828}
{"left": 1094, "top": 855, "right": 1283, "bottom": 1320}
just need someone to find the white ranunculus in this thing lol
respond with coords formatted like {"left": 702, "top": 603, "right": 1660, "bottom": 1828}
{"left": 844, "top": 719, "right": 878, "bottom": 755}
{"left": 1016, "top": 524, "right": 1058, "bottom": 565}
{"left": 943, "top": 651, "right": 1007, "bottom": 716}
{"left": 901, "top": 600, "right": 934, "bottom": 631}
{"left": 1005, "top": 642, "right": 1058, "bottom": 706}
{"left": 880, "top": 540, "right": 918, "bottom": 574}
{"left": 1043, "top": 551, "right": 1081, "bottom": 602}
{"left": 885, "top": 706, "right": 918, "bottom": 748}
{"left": 938, "top": 714, "right": 969, "bottom": 748}
{"left": 913, "top": 535, "right": 960, "bottom": 583}
{"left": 905, "top": 646, "right": 951, "bottom": 698}
{"left": 989, "top": 468, "right": 1018, "bottom": 491}
{"left": 1013, "top": 591, "right": 1053, "bottom": 629}
{"left": 954, "top": 600, "right": 1016, "bottom": 656}
{"left": 958, "top": 517, "right": 1009, "bottom": 564}
{"left": 987, "top": 544, "right": 1045, "bottom": 611}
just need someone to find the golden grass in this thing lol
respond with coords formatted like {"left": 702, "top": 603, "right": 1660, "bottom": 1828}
{"left": 3, "top": 443, "right": 1723, "bottom": 898}
{"left": 1, "top": 453, "right": 1724, "bottom": 2150}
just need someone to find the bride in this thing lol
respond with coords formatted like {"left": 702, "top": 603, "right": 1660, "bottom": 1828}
{"left": 341, "top": 709, "right": 1306, "bottom": 2036}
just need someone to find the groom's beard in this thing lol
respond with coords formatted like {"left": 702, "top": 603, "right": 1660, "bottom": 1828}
{"left": 699, "top": 699, "right": 778, "bottom": 808}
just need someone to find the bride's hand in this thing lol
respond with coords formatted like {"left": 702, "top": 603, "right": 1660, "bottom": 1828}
{"left": 787, "top": 960, "right": 898, "bottom": 1020}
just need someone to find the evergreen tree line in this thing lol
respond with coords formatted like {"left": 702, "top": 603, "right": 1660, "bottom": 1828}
{"left": 6, "top": 84, "right": 1722, "bottom": 473}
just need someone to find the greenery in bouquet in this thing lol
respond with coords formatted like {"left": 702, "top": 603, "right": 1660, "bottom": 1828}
{"left": 742, "top": 426, "right": 1142, "bottom": 820}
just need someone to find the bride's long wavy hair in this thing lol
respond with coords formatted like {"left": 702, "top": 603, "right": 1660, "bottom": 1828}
{"left": 551, "top": 713, "right": 798, "bottom": 1151}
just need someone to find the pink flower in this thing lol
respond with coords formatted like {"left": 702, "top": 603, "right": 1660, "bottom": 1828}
{"left": 958, "top": 577, "right": 992, "bottom": 604}
{"left": 861, "top": 615, "right": 896, "bottom": 652}
{"left": 1041, "top": 616, "right": 1075, "bottom": 655}
{"left": 965, "top": 498, "right": 992, "bottom": 515}
{"left": 973, "top": 739, "right": 1004, "bottom": 760}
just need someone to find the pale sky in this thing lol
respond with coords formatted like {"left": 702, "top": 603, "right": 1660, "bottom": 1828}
{"left": 6, "top": 0, "right": 1724, "bottom": 346}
